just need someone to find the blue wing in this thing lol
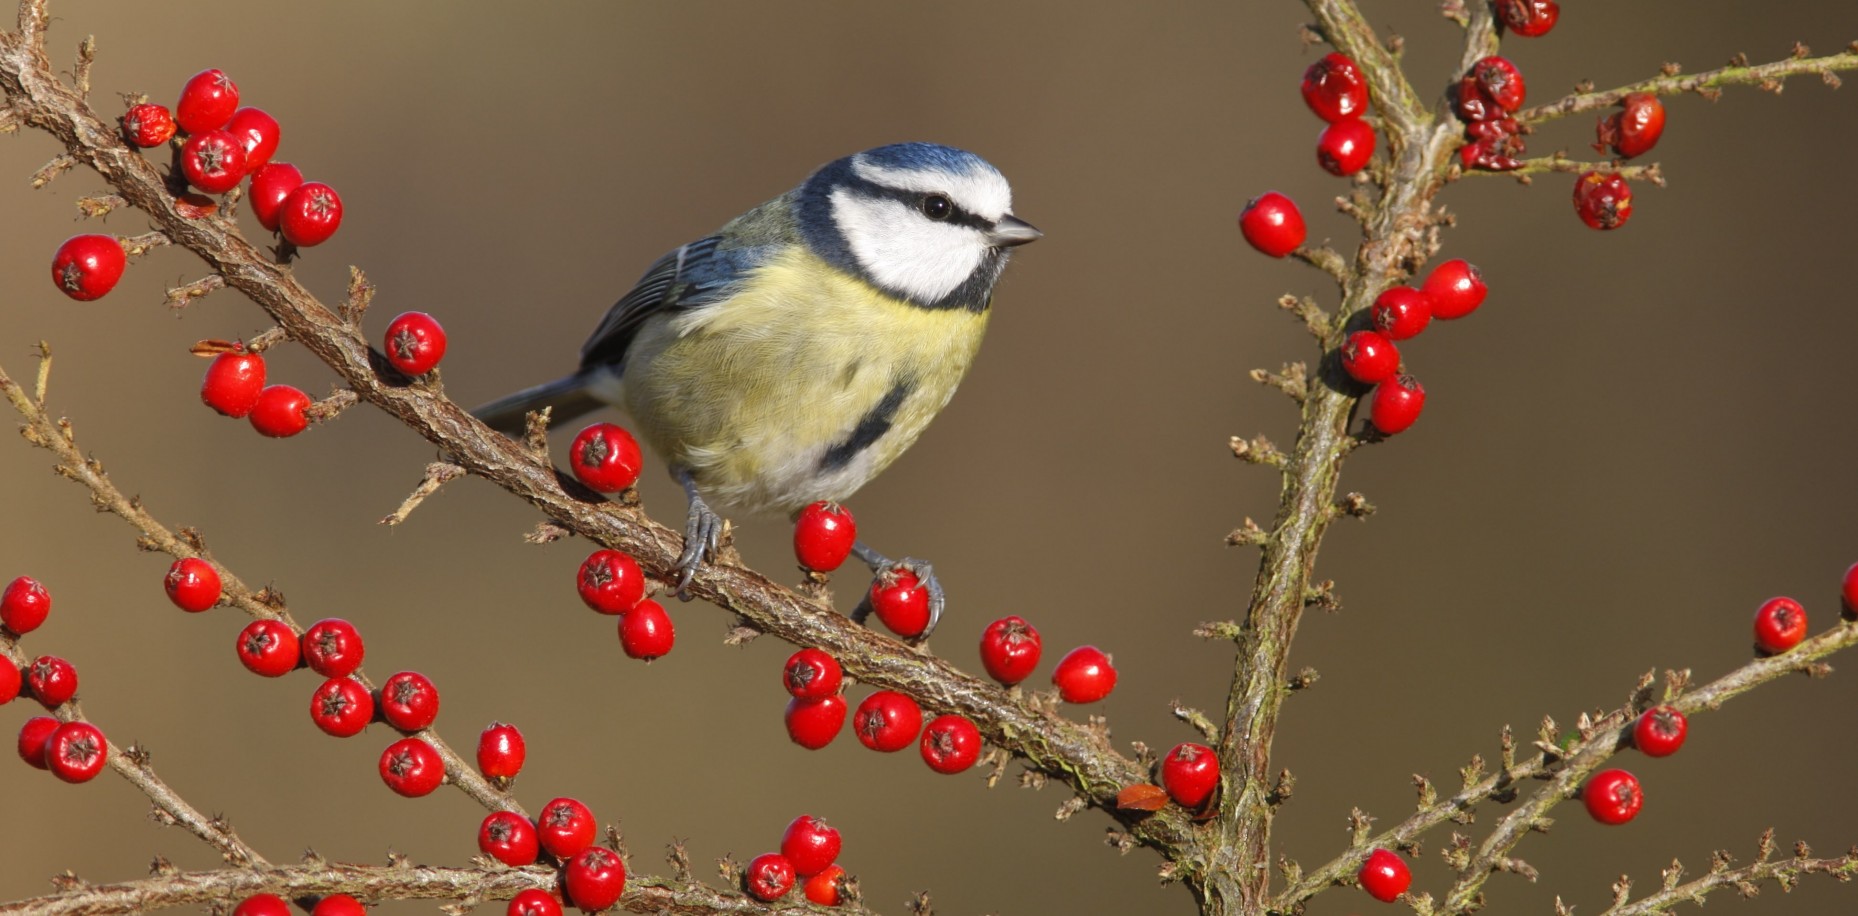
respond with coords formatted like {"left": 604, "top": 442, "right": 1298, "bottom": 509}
{"left": 577, "top": 235, "right": 752, "bottom": 372}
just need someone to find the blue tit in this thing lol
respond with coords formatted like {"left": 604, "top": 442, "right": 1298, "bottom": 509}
{"left": 474, "top": 142, "right": 1040, "bottom": 637}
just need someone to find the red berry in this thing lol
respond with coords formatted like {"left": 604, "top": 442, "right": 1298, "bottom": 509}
{"left": 1369, "top": 375, "right": 1426, "bottom": 435}
{"left": 1754, "top": 596, "right": 1808, "bottom": 654}
{"left": 181, "top": 130, "right": 248, "bottom": 194}
{"left": 619, "top": 598, "right": 675, "bottom": 660}
{"left": 379, "top": 737, "right": 444, "bottom": 797}
{"left": 1842, "top": 562, "right": 1858, "bottom": 619}
{"left": 309, "top": 677, "right": 373, "bottom": 738}
{"left": 745, "top": 853, "right": 796, "bottom": 902}
{"left": 1633, "top": 705, "right": 1688, "bottom": 758}
{"left": 379, "top": 671, "right": 440, "bottom": 731}
{"left": 384, "top": 311, "right": 447, "bottom": 376}
{"left": 568, "top": 423, "right": 643, "bottom": 492}
{"left": 979, "top": 615, "right": 1042, "bottom": 686}
{"left": 1421, "top": 259, "right": 1487, "bottom": 320}
{"left": 303, "top": 618, "right": 365, "bottom": 677}
{"left": 538, "top": 797, "right": 598, "bottom": 860}
{"left": 225, "top": 107, "right": 280, "bottom": 170}
{"left": 27, "top": 655, "right": 77, "bottom": 708}
{"left": 249, "top": 384, "right": 312, "bottom": 438}
{"left": 785, "top": 695, "right": 847, "bottom": 749}
{"left": 1597, "top": 92, "right": 1665, "bottom": 160}
{"left": 247, "top": 162, "right": 304, "bottom": 233}
{"left": 781, "top": 815, "right": 843, "bottom": 877}
{"left": 0, "top": 658, "right": 18, "bottom": 705}
{"left": 1457, "top": 56, "right": 1526, "bottom": 121}
{"left": 175, "top": 69, "right": 239, "bottom": 134}
{"left": 50, "top": 234, "right": 127, "bottom": 301}
{"left": 563, "top": 846, "right": 627, "bottom": 913}
{"left": 233, "top": 894, "right": 292, "bottom": 916}
{"left": 122, "top": 103, "right": 177, "bottom": 148}
{"left": 507, "top": 889, "right": 562, "bottom": 916}
{"left": 868, "top": 567, "right": 930, "bottom": 639}
{"left": 853, "top": 690, "right": 923, "bottom": 752}
{"left": 784, "top": 648, "right": 843, "bottom": 700}
{"left": 1583, "top": 768, "right": 1644, "bottom": 825}
{"left": 1161, "top": 742, "right": 1220, "bottom": 809}
{"left": 163, "top": 557, "right": 221, "bottom": 612}
{"left": 1, "top": 576, "right": 51, "bottom": 634}
{"left": 477, "top": 721, "right": 526, "bottom": 781}
{"left": 1495, "top": 0, "right": 1559, "bottom": 36}
{"left": 279, "top": 182, "right": 344, "bottom": 247}
{"left": 19, "top": 716, "right": 58, "bottom": 769}
{"left": 201, "top": 349, "right": 268, "bottom": 418}
{"left": 1238, "top": 192, "right": 1307, "bottom": 258}
{"left": 1300, "top": 52, "right": 1370, "bottom": 122}
{"left": 804, "top": 865, "right": 848, "bottom": 906}
{"left": 1316, "top": 118, "right": 1375, "bottom": 177}
{"left": 794, "top": 501, "right": 857, "bottom": 572}
{"left": 1052, "top": 646, "right": 1117, "bottom": 703}
{"left": 45, "top": 721, "right": 107, "bottom": 783}
{"left": 920, "top": 714, "right": 983, "bottom": 774}
{"left": 1340, "top": 330, "right": 1400, "bottom": 385}
{"left": 1358, "top": 848, "right": 1411, "bottom": 902}
{"left": 577, "top": 549, "right": 646, "bottom": 615}
{"left": 1369, "top": 286, "right": 1433, "bottom": 340}
{"left": 1572, "top": 170, "right": 1633, "bottom": 230}
{"left": 236, "top": 619, "right": 300, "bottom": 677}
{"left": 311, "top": 895, "right": 364, "bottom": 916}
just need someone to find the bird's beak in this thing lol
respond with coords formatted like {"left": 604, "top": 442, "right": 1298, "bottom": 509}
{"left": 988, "top": 215, "right": 1043, "bottom": 247}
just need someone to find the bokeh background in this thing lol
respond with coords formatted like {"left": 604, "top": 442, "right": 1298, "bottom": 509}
{"left": 3, "top": 2, "right": 1857, "bottom": 913}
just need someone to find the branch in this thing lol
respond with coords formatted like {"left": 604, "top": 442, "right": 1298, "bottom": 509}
{"left": 1304, "top": 0, "right": 1429, "bottom": 140}
{"left": 0, "top": 19, "right": 1188, "bottom": 854}
{"left": 0, "top": 637, "right": 266, "bottom": 868}
{"left": 0, "top": 860, "right": 784, "bottom": 916}
{"left": 1520, "top": 45, "right": 1858, "bottom": 126}
{"left": 1460, "top": 157, "right": 1665, "bottom": 185}
{"left": 1592, "top": 835, "right": 1858, "bottom": 916}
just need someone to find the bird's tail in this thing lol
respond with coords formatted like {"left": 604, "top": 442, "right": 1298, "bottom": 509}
{"left": 471, "top": 373, "right": 608, "bottom": 435}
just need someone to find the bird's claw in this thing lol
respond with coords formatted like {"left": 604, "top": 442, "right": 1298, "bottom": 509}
{"left": 853, "top": 541, "right": 945, "bottom": 641}
{"left": 674, "top": 475, "right": 723, "bottom": 600}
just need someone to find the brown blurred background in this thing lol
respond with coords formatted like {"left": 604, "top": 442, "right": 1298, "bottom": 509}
{"left": 3, "top": 2, "right": 1857, "bottom": 913}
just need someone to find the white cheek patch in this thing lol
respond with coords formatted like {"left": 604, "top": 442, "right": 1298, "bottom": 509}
{"left": 851, "top": 157, "right": 1014, "bottom": 222}
{"left": 830, "top": 189, "right": 984, "bottom": 304}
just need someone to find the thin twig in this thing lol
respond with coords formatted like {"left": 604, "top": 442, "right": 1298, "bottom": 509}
{"left": 1520, "top": 47, "right": 1858, "bottom": 125}
{"left": 1460, "top": 157, "right": 1665, "bottom": 185}
{"left": 381, "top": 462, "right": 465, "bottom": 526}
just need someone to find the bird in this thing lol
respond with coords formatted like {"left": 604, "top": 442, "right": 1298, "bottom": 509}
{"left": 473, "top": 142, "right": 1040, "bottom": 638}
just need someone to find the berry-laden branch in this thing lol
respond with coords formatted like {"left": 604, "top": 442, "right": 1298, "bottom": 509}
{"left": 1520, "top": 43, "right": 1858, "bottom": 126}
{"left": 0, "top": 0, "right": 1188, "bottom": 870}
{"left": 0, "top": 357, "right": 837, "bottom": 916}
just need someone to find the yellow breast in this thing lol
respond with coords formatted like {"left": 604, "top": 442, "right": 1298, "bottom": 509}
{"left": 618, "top": 247, "right": 990, "bottom": 515}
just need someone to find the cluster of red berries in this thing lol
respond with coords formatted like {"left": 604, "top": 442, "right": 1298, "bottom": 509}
{"left": 475, "top": 795, "right": 626, "bottom": 913}
{"left": 735, "top": 815, "right": 851, "bottom": 905}
{"left": 196, "top": 311, "right": 450, "bottom": 440}
{"left": 777, "top": 646, "right": 984, "bottom": 775}
{"left": 231, "top": 894, "right": 365, "bottom": 916}
{"left": 129, "top": 68, "right": 344, "bottom": 246}
{"left": 1343, "top": 259, "right": 1488, "bottom": 435}
{"left": 2, "top": 577, "right": 109, "bottom": 783}
{"left": 575, "top": 545, "right": 674, "bottom": 661}
{"left": 1455, "top": 54, "right": 1530, "bottom": 171}
{"left": 1303, "top": 52, "right": 1377, "bottom": 178}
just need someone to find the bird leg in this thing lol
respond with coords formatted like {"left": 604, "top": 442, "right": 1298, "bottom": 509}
{"left": 851, "top": 541, "right": 946, "bottom": 641}
{"left": 673, "top": 467, "right": 724, "bottom": 598}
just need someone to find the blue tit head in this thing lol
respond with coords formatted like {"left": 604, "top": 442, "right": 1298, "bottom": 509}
{"left": 795, "top": 142, "right": 1041, "bottom": 312}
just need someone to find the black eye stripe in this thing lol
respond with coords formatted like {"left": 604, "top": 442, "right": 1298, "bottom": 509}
{"left": 836, "top": 172, "right": 994, "bottom": 231}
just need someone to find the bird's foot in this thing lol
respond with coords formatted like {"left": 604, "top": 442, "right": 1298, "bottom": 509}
{"left": 674, "top": 470, "right": 723, "bottom": 599}
{"left": 852, "top": 542, "right": 946, "bottom": 642}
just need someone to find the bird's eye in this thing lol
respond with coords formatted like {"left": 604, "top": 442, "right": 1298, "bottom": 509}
{"left": 921, "top": 194, "right": 953, "bottom": 221}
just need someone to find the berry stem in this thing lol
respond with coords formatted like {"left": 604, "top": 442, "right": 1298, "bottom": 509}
{"left": 1520, "top": 46, "right": 1858, "bottom": 126}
